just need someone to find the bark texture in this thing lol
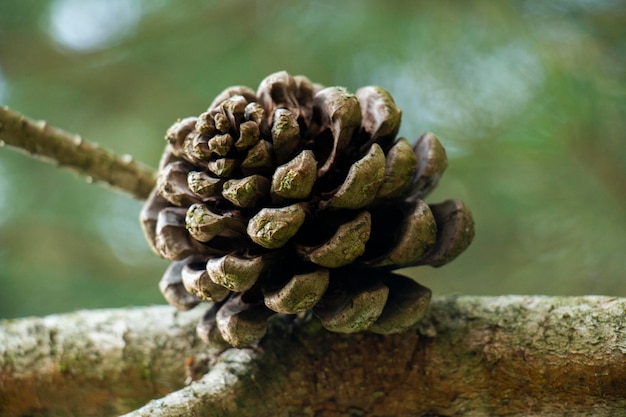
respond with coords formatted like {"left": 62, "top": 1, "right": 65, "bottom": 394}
{"left": 0, "top": 306, "right": 208, "bottom": 416}
{"left": 0, "top": 105, "right": 156, "bottom": 200}
{"left": 1, "top": 296, "right": 625, "bottom": 417}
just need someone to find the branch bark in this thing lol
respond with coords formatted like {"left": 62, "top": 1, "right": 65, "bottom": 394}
{"left": 2, "top": 296, "right": 625, "bottom": 417}
{"left": 0, "top": 306, "right": 215, "bottom": 416}
{"left": 0, "top": 105, "right": 156, "bottom": 200}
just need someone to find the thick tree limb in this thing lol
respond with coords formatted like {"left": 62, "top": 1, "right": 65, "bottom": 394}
{"left": 0, "top": 306, "right": 209, "bottom": 416}
{"left": 0, "top": 106, "right": 156, "bottom": 200}
{"left": 2, "top": 296, "right": 625, "bottom": 417}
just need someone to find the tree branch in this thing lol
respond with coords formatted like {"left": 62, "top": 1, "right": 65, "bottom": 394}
{"left": 0, "top": 306, "right": 210, "bottom": 416}
{"left": 2, "top": 296, "right": 625, "bottom": 416}
{"left": 0, "top": 105, "right": 156, "bottom": 200}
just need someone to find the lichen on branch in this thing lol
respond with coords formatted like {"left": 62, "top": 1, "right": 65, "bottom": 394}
{"left": 2, "top": 296, "right": 625, "bottom": 417}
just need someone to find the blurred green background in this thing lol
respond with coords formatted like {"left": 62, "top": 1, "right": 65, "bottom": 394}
{"left": 0, "top": 0, "right": 624, "bottom": 319}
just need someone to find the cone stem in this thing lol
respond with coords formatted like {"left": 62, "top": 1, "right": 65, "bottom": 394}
{"left": 0, "top": 105, "right": 156, "bottom": 200}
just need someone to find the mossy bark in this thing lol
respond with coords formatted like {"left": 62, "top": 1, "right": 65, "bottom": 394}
{"left": 0, "top": 306, "right": 208, "bottom": 416}
{"left": 2, "top": 296, "right": 625, "bottom": 417}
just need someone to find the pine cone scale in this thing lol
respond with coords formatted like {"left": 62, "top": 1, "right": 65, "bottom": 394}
{"left": 296, "top": 210, "right": 371, "bottom": 268}
{"left": 326, "top": 143, "right": 386, "bottom": 209}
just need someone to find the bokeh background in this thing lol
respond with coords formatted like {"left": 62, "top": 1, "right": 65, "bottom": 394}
{"left": 1, "top": 0, "right": 624, "bottom": 319}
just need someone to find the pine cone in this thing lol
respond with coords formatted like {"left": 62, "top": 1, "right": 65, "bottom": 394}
{"left": 141, "top": 71, "right": 474, "bottom": 347}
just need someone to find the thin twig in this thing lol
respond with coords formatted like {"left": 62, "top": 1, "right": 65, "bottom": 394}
{"left": 0, "top": 105, "right": 156, "bottom": 200}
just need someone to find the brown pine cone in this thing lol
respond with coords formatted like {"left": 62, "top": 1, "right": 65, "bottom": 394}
{"left": 141, "top": 71, "right": 474, "bottom": 347}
